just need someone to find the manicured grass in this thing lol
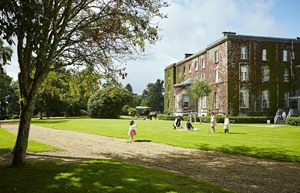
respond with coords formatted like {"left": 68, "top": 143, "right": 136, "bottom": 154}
{"left": 31, "top": 117, "right": 300, "bottom": 162}
{"left": 0, "top": 160, "right": 232, "bottom": 193}
{"left": 0, "top": 128, "right": 56, "bottom": 154}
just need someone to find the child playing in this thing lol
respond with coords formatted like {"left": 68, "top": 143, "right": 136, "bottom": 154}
{"left": 224, "top": 114, "right": 230, "bottom": 133}
{"left": 210, "top": 112, "right": 217, "bottom": 133}
{"left": 186, "top": 120, "right": 194, "bottom": 130}
{"left": 128, "top": 120, "right": 137, "bottom": 142}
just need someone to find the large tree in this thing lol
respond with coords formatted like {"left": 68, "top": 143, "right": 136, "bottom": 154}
{"left": 35, "top": 67, "right": 101, "bottom": 118}
{"left": 141, "top": 79, "right": 164, "bottom": 112}
{"left": 0, "top": 0, "right": 168, "bottom": 167}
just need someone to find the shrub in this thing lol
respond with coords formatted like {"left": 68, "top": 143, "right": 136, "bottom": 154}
{"left": 157, "top": 114, "right": 274, "bottom": 123}
{"left": 128, "top": 108, "right": 137, "bottom": 117}
{"left": 11, "top": 114, "right": 19, "bottom": 119}
{"left": 286, "top": 117, "right": 300, "bottom": 126}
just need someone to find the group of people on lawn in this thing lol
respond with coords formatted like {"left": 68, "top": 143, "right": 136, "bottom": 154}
{"left": 128, "top": 112, "right": 230, "bottom": 142}
{"left": 173, "top": 112, "right": 230, "bottom": 133}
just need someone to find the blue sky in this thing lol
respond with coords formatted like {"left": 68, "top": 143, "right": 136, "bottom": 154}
{"left": 4, "top": 0, "right": 300, "bottom": 94}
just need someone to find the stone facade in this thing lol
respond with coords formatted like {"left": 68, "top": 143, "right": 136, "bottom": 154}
{"left": 164, "top": 32, "right": 300, "bottom": 116}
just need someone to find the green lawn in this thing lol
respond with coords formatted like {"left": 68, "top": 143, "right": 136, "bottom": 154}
{"left": 30, "top": 117, "right": 300, "bottom": 162}
{"left": 0, "top": 128, "right": 56, "bottom": 155}
{"left": 1, "top": 117, "right": 299, "bottom": 193}
{"left": 0, "top": 122, "right": 232, "bottom": 193}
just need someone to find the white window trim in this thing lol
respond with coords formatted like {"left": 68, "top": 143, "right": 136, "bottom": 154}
{"left": 240, "top": 66, "right": 249, "bottom": 81}
{"left": 262, "top": 49, "right": 267, "bottom": 61}
{"left": 240, "top": 89, "right": 249, "bottom": 108}
{"left": 215, "top": 92, "right": 220, "bottom": 109}
{"left": 262, "top": 90, "right": 270, "bottom": 108}
{"left": 214, "top": 68, "right": 219, "bottom": 83}
{"left": 195, "top": 61, "right": 198, "bottom": 71}
{"left": 183, "top": 94, "right": 189, "bottom": 108}
{"left": 214, "top": 50, "right": 219, "bottom": 63}
{"left": 283, "top": 50, "right": 288, "bottom": 62}
{"left": 262, "top": 66, "right": 270, "bottom": 82}
{"left": 283, "top": 68, "right": 289, "bottom": 82}
{"left": 201, "top": 96, "right": 207, "bottom": 108}
{"left": 201, "top": 58, "right": 205, "bottom": 69}
{"left": 241, "top": 47, "right": 247, "bottom": 59}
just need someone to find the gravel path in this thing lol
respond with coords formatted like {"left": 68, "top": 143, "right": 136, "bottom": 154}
{"left": 1, "top": 123, "right": 300, "bottom": 193}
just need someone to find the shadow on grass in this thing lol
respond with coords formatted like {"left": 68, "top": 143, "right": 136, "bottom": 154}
{"left": 196, "top": 144, "right": 300, "bottom": 163}
{"left": 0, "top": 159, "right": 231, "bottom": 193}
{"left": 0, "top": 148, "right": 11, "bottom": 155}
{"left": 135, "top": 139, "right": 152, "bottom": 142}
{"left": 31, "top": 119, "right": 70, "bottom": 125}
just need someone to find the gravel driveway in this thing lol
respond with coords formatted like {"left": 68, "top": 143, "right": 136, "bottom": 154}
{"left": 1, "top": 123, "right": 300, "bottom": 193}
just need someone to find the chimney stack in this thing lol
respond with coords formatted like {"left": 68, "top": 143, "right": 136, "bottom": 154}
{"left": 222, "top": 31, "right": 236, "bottom": 37}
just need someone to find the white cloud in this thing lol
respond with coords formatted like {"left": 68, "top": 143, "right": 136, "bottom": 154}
{"left": 4, "top": 0, "right": 296, "bottom": 94}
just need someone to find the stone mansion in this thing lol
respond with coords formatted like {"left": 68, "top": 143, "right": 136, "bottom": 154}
{"left": 164, "top": 32, "right": 300, "bottom": 116}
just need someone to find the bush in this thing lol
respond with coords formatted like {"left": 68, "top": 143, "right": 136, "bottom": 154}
{"left": 286, "top": 117, "right": 300, "bottom": 126}
{"left": 157, "top": 114, "right": 274, "bottom": 123}
{"left": 128, "top": 108, "right": 137, "bottom": 117}
{"left": 11, "top": 114, "right": 19, "bottom": 119}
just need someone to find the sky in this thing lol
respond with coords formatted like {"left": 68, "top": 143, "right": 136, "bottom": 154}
{"left": 4, "top": 0, "right": 300, "bottom": 94}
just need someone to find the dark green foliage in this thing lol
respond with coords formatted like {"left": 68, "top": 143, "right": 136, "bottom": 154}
{"left": 88, "top": 86, "right": 132, "bottom": 118}
{"left": 286, "top": 117, "right": 300, "bottom": 126}
{"left": 141, "top": 79, "right": 164, "bottom": 112}
{"left": 157, "top": 114, "right": 275, "bottom": 123}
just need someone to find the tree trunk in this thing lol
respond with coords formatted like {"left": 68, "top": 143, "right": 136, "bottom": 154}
{"left": 11, "top": 100, "right": 35, "bottom": 167}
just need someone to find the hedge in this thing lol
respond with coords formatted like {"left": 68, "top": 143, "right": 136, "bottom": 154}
{"left": 286, "top": 117, "right": 300, "bottom": 126}
{"left": 157, "top": 114, "right": 275, "bottom": 124}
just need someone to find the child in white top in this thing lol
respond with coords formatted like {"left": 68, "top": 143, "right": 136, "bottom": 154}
{"left": 128, "top": 120, "right": 137, "bottom": 142}
{"left": 224, "top": 115, "right": 230, "bottom": 133}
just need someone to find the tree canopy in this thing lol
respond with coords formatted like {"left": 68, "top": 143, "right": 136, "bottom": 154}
{"left": 0, "top": 0, "right": 169, "bottom": 167}
{"left": 88, "top": 86, "right": 132, "bottom": 118}
{"left": 141, "top": 79, "right": 164, "bottom": 112}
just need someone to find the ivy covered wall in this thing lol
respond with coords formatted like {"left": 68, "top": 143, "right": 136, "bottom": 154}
{"left": 164, "top": 33, "right": 300, "bottom": 116}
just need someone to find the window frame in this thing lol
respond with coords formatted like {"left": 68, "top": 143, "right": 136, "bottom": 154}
{"left": 283, "top": 68, "right": 289, "bottom": 82}
{"left": 240, "top": 89, "right": 249, "bottom": 108}
{"left": 195, "top": 61, "right": 198, "bottom": 71}
{"left": 262, "top": 66, "right": 270, "bottom": 82}
{"left": 283, "top": 50, "right": 288, "bottom": 62}
{"left": 214, "top": 50, "right": 219, "bottom": 63}
{"left": 214, "top": 68, "right": 219, "bottom": 83}
{"left": 262, "top": 49, "right": 267, "bottom": 61}
{"left": 262, "top": 90, "right": 270, "bottom": 108}
{"left": 215, "top": 92, "right": 220, "bottom": 109}
{"left": 241, "top": 47, "right": 247, "bottom": 59}
{"left": 188, "top": 64, "right": 192, "bottom": 73}
{"left": 201, "top": 58, "right": 205, "bottom": 69}
{"left": 240, "top": 65, "right": 249, "bottom": 81}
{"left": 183, "top": 94, "right": 189, "bottom": 108}
{"left": 201, "top": 96, "right": 207, "bottom": 108}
